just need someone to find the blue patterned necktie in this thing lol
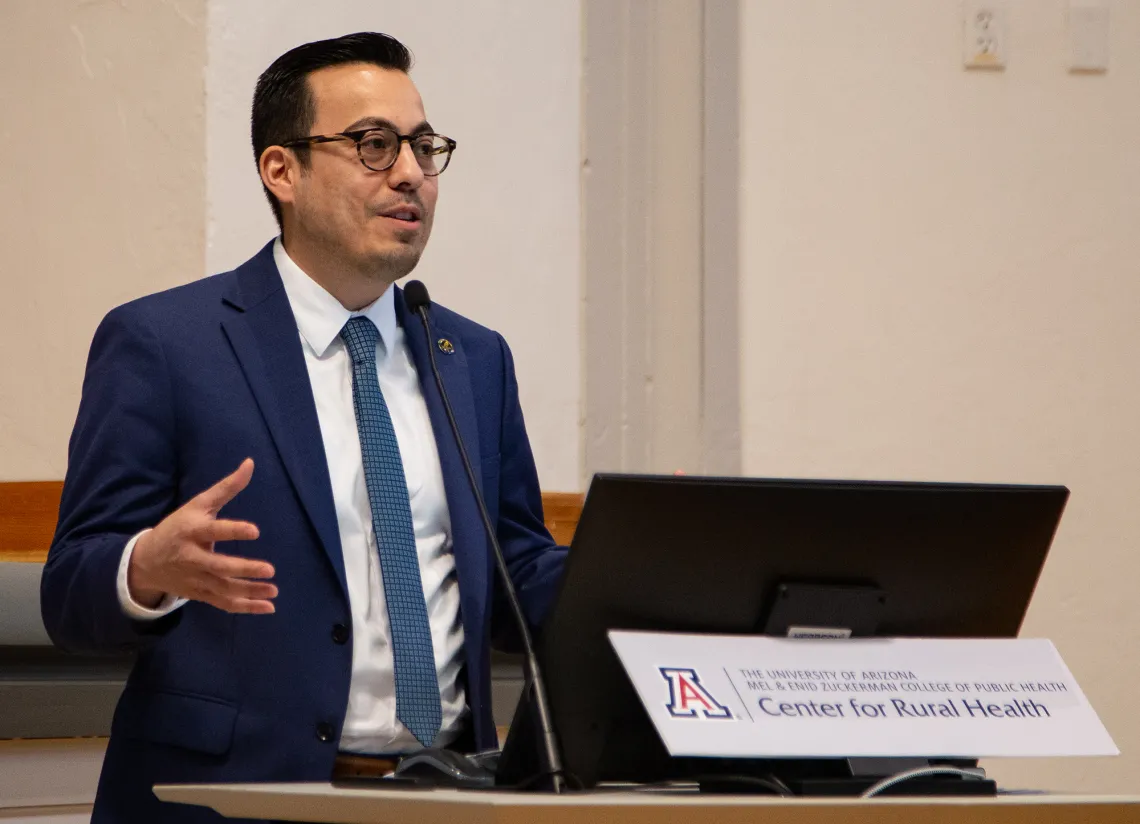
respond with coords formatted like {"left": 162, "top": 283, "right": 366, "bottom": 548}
{"left": 340, "top": 316, "right": 441, "bottom": 747}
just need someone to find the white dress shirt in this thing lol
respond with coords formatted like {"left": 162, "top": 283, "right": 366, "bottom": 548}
{"left": 117, "top": 238, "right": 467, "bottom": 753}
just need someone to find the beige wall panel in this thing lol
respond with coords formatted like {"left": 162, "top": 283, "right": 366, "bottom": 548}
{"left": 0, "top": 0, "right": 207, "bottom": 480}
{"left": 741, "top": 0, "right": 1140, "bottom": 793}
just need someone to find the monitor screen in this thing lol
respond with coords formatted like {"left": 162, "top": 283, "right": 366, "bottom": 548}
{"left": 500, "top": 473, "right": 1068, "bottom": 789}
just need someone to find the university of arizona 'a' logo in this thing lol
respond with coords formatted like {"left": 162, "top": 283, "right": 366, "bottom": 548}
{"left": 659, "top": 667, "right": 733, "bottom": 719}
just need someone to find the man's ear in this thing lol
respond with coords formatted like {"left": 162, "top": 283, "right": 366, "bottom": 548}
{"left": 260, "top": 146, "right": 298, "bottom": 208}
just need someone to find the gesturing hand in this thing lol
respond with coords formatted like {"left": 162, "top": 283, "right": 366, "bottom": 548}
{"left": 127, "top": 458, "right": 277, "bottom": 614}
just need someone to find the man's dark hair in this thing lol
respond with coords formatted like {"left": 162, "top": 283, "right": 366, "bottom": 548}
{"left": 251, "top": 32, "right": 413, "bottom": 229}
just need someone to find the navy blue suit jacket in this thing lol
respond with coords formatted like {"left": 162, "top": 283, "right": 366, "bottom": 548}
{"left": 41, "top": 241, "right": 567, "bottom": 822}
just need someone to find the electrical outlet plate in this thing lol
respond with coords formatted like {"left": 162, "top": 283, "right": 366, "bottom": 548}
{"left": 963, "top": 0, "right": 1008, "bottom": 70}
{"left": 1069, "top": 0, "right": 1109, "bottom": 73}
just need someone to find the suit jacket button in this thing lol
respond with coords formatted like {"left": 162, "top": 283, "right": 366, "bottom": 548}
{"left": 316, "top": 722, "right": 334, "bottom": 742}
{"left": 332, "top": 624, "right": 350, "bottom": 645}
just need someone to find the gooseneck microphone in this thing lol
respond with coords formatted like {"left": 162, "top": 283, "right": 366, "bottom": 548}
{"left": 402, "top": 280, "right": 566, "bottom": 794}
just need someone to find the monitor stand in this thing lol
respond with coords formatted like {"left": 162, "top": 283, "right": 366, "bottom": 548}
{"left": 737, "top": 581, "right": 997, "bottom": 797}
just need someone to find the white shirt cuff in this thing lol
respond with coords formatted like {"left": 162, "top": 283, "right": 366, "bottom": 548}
{"left": 117, "top": 529, "right": 188, "bottom": 620}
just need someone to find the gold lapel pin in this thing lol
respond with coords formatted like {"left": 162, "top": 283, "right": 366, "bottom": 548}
{"left": 437, "top": 338, "right": 455, "bottom": 355}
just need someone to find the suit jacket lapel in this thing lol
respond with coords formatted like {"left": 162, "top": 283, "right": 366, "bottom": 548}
{"left": 396, "top": 289, "right": 490, "bottom": 652}
{"left": 220, "top": 244, "right": 347, "bottom": 600}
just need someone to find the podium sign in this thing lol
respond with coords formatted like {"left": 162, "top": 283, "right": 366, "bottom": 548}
{"left": 608, "top": 631, "right": 1117, "bottom": 759}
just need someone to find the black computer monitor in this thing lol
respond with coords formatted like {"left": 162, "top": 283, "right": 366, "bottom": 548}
{"left": 499, "top": 473, "right": 1068, "bottom": 791}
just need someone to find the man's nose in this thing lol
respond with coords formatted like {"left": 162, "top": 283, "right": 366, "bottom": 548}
{"left": 387, "top": 141, "right": 425, "bottom": 190}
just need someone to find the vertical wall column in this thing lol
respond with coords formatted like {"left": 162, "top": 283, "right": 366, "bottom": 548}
{"left": 582, "top": 0, "right": 740, "bottom": 483}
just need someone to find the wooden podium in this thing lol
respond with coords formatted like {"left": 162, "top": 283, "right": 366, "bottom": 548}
{"left": 154, "top": 782, "right": 1140, "bottom": 824}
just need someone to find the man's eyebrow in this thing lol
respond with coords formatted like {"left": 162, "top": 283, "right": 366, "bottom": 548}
{"left": 344, "top": 116, "right": 434, "bottom": 135}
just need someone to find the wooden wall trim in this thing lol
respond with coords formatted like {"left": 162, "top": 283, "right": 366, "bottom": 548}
{"left": 539, "top": 491, "right": 586, "bottom": 547}
{"left": 0, "top": 482, "right": 583, "bottom": 563}
{"left": 0, "top": 482, "right": 63, "bottom": 563}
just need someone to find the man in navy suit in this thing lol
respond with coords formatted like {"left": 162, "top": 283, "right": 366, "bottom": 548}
{"left": 40, "top": 32, "right": 566, "bottom": 822}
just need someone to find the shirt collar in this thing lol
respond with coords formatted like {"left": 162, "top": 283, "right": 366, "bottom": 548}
{"left": 273, "top": 237, "right": 397, "bottom": 359}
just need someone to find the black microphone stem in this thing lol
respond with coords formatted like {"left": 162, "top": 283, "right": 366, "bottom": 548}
{"left": 413, "top": 304, "right": 566, "bottom": 794}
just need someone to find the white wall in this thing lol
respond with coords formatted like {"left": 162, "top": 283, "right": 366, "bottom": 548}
{"left": 740, "top": 0, "right": 1140, "bottom": 792}
{"left": 0, "top": 0, "right": 206, "bottom": 481}
{"left": 206, "top": 0, "right": 583, "bottom": 491}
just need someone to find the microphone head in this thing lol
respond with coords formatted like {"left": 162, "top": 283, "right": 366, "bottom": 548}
{"left": 404, "top": 280, "right": 432, "bottom": 313}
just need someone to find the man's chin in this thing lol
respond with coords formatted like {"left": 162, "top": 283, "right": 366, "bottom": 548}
{"left": 360, "top": 245, "right": 425, "bottom": 281}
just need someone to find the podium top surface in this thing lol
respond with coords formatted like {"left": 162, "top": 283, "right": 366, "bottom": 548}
{"left": 153, "top": 782, "right": 1140, "bottom": 824}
